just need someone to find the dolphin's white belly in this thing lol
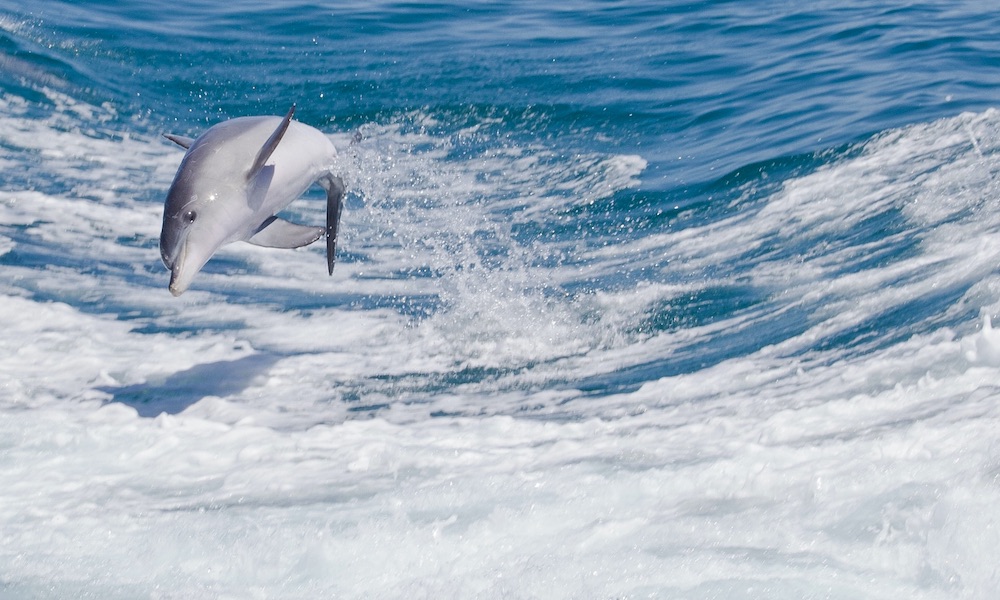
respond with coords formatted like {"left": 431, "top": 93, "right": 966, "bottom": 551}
{"left": 232, "top": 120, "right": 338, "bottom": 241}
{"left": 261, "top": 122, "right": 337, "bottom": 214}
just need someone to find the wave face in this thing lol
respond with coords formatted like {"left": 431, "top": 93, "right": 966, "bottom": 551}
{"left": 4, "top": 1, "right": 1000, "bottom": 597}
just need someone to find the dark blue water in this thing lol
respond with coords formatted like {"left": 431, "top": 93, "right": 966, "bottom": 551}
{"left": 11, "top": 1, "right": 1000, "bottom": 183}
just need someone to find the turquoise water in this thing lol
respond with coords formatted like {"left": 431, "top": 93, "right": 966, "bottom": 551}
{"left": 5, "top": 1, "right": 1000, "bottom": 597}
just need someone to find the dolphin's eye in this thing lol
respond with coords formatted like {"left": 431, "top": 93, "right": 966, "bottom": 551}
{"left": 183, "top": 210, "right": 197, "bottom": 224}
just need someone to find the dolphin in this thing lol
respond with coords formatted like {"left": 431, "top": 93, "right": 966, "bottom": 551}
{"left": 159, "top": 104, "right": 345, "bottom": 296}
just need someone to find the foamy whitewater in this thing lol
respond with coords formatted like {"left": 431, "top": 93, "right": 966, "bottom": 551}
{"left": 4, "top": 1, "right": 1000, "bottom": 598}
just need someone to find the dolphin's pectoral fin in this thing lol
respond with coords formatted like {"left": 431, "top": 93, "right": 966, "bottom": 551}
{"left": 247, "top": 104, "right": 296, "bottom": 182}
{"left": 163, "top": 133, "right": 195, "bottom": 149}
{"left": 247, "top": 216, "right": 324, "bottom": 249}
{"left": 321, "top": 175, "right": 346, "bottom": 275}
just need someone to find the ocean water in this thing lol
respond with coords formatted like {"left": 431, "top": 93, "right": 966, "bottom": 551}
{"left": 4, "top": 0, "right": 1000, "bottom": 597}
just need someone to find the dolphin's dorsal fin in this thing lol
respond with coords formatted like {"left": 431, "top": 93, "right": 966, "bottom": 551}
{"left": 247, "top": 104, "right": 296, "bottom": 181}
{"left": 247, "top": 215, "right": 324, "bottom": 248}
{"left": 163, "top": 133, "right": 195, "bottom": 149}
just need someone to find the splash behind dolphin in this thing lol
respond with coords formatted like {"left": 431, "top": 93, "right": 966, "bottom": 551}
{"left": 159, "top": 104, "right": 345, "bottom": 296}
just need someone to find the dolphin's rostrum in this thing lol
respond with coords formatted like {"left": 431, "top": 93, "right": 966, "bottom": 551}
{"left": 159, "top": 104, "right": 345, "bottom": 296}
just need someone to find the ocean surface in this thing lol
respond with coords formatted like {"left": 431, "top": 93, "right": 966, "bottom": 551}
{"left": 3, "top": 1, "right": 1000, "bottom": 597}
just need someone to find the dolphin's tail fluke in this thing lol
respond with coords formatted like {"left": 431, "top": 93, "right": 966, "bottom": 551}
{"left": 322, "top": 175, "right": 346, "bottom": 275}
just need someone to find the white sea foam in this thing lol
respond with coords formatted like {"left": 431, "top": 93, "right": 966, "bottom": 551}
{"left": 4, "top": 93, "right": 1000, "bottom": 598}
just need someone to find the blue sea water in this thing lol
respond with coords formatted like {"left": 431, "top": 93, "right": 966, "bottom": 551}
{"left": 5, "top": 1, "right": 1000, "bottom": 597}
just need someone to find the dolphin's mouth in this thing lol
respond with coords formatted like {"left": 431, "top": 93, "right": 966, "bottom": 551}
{"left": 165, "top": 239, "right": 191, "bottom": 296}
{"left": 169, "top": 240, "right": 194, "bottom": 296}
{"left": 160, "top": 219, "right": 184, "bottom": 273}
{"left": 168, "top": 269, "right": 186, "bottom": 297}
{"left": 165, "top": 235, "right": 220, "bottom": 297}
{"left": 160, "top": 246, "right": 174, "bottom": 272}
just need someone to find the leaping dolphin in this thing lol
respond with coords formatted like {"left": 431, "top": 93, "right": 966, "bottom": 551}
{"left": 159, "top": 104, "right": 345, "bottom": 296}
